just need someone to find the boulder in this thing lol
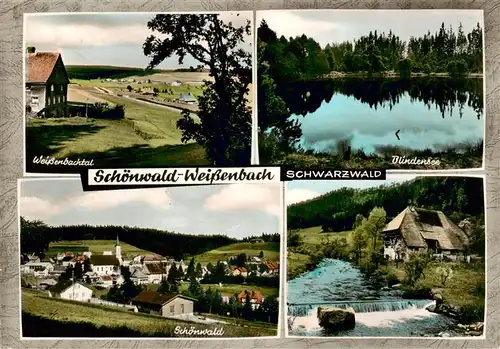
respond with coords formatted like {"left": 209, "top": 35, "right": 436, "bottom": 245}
{"left": 317, "top": 306, "right": 355, "bottom": 331}
{"left": 425, "top": 303, "right": 437, "bottom": 312}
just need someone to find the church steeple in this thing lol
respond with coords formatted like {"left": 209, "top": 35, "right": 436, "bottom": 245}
{"left": 115, "top": 235, "right": 122, "bottom": 261}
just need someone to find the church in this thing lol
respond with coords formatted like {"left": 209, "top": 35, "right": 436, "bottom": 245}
{"left": 90, "top": 236, "right": 122, "bottom": 276}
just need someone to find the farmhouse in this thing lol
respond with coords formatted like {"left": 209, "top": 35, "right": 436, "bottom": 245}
{"left": 381, "top": 206, "right": 470, "bottom": 261}
{"left": 237, "top": 290, "right": 264, "bottom": 310}
{"left": 25, "top": 48, "right": 69, "bottom": 117}
{"left": 179, "top": 92, "right": 197, "bottom": 104}
{"left": 48, "top": 280, "right": 93, "bottom": 302}
{"left": 131, "top": 291, "right": 196, "bottom": 317}
{"left": 90, "top": 255, "right": 120, "bottom": 276}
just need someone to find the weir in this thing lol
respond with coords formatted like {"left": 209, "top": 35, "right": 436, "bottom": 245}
{"left": 288, "top": 299, "right": 435, "bottom": 317}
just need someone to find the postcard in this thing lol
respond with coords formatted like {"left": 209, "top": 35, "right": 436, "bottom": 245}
{"left": 285, "top": 174, "right": 485, "bottom": 338}
{"left": 19, "top": 180, "right": 281, "bottom": 338}
{"left": 24, "top": 12, "right": 254, "bottom": 174}
{"left": 256, "top": 10, "right": 485, "bottom": 170}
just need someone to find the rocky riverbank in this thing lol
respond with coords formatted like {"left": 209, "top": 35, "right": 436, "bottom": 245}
{"left": 425, "top": 289, "right": 484, "bottom": 337}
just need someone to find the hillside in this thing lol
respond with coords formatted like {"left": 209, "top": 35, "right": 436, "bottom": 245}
{"left": 22, "top": 290, "right": 276, "bottom": 337}
{"left": 46, "top": 240, "right": 155, "bottom": 258}
{"left": 66, "top": 65, "right": 163, "bottom": 80}
{"left": 192, "top": 242, "right": 280, "bottom": 265}
{"left": 21, "top": 220, "right": 238, "bottom": 261}
{"left": 287, "top": 176, "right": 485, "bottom": 232}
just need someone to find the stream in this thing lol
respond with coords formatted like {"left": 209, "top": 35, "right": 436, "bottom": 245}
{"left": 287, "top": 259, "right": 457, "bottom": 337}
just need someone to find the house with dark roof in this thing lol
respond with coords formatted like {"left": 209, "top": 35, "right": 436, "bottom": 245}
{"left": 143, "top": 262, "right": 168, "bottom": 284}
{"left": 131, "top": 291, "right": 196, "bottom": 317}
{"left": 382, "top": 206, "right": 470, "bottom": 261}
{"left": 48, "top": 280, "right": 93, "bottom": 302}
{"left": 90, "top": 255, "right": 120, "bottom": 276}
{"left": 25, "top": 47, "right": 69, "bottom": 117}
{"left": 178, "top": 92, "right": 197, "bottom": 104}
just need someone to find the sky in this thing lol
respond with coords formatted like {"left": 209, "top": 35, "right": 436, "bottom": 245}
{"left": 257, "top": 10, "right": 484, "bottom": 47}
{"left": 20, "top": 180, "right": 281, "bottom": 239}
{"left": 286, "top": 174, "right": 417, "bottom": 206}
{"left": 25, "top": 12, "right": 253, "bottom": 68}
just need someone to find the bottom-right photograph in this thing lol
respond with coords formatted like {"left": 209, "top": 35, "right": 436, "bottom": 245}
{"left": 285, "top": 175, "right": 485, "bottom": 338}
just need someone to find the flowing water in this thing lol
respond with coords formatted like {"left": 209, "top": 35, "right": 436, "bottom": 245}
{"left": 287, "top": 259, "right": 457, "bottom": 337}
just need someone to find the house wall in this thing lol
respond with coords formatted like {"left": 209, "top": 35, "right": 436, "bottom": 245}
{"left": 26, "top": 85, "right": 46, "bottom": 113}
{"left": 58, "top": 283, "right": 93, "bottom": 302}
{"left": 148, "top": 274, "right": 164, "bottom": 284}
{"left": 44, "top": 57, "right": 68, "bottom": 117}
{"left": 161, "top": 297, "right": 194, "bottom": 317}
{"left": 93, "top": 265, "right": 116, "bottom": 276}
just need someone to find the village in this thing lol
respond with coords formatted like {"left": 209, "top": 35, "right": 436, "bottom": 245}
{"left": 21, "top": 236, "right": 280, "bottom": 323}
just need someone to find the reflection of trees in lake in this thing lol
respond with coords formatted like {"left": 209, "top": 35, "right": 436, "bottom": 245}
{"left": 278, "top": 78, "right": 484, "bottom": 120}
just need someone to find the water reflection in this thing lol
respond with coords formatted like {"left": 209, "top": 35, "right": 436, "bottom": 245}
{"left": 279, "top": 78, "right": 483, "bottom": 119}
{"left": 278, "top": 78, "right": 483, "bottom": 155}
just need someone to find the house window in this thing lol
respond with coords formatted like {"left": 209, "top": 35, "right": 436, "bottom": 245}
{"left": 180, "top": 304, "right": 184, "bottom": 313}
{"left": 31, "top": 96, "right": 39, "bottom": 105}
{"left": 170, "top": 305, "right": 175, "bottom": 313}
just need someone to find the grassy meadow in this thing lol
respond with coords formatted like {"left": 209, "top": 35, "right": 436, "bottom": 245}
{"left": 287, "top": 226, "right": 352, "bottom": 278}
{"left": 26, "top": 104, "right": 208, "bottom": 168}
{"left": 22, "top": 290, "right": 277, "bottom": 337}
{"left": 146, "top": 283, "right": 279, "bottom": 298}
{"left": 192, "top": 242, "right": 280, "bottom": 265}
{"left": 46, "top": 240, "right": 155, "bottom": 258}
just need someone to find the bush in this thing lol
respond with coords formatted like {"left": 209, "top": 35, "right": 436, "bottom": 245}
{"left": 385, "top": 273, "right": 400, "bottom": 287}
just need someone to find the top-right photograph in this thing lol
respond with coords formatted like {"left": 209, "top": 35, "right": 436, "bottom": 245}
{"left": 256, "top": 10, "right": 485, "bottom": 170}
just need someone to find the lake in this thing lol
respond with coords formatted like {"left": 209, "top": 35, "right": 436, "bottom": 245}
{"left": 279, "top": 78, "right": 484, "bottom": 157}
{"left": 287, "top": 259, "right": 458, "bottom": 337}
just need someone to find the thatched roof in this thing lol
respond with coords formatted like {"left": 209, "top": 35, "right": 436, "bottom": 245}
{"left": 382, "top": 207, "right": 469, "bottom": 251}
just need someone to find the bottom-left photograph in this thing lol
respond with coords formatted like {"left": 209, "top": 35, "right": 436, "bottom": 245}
{"left": 18, "top": 179, "right": 282, "bottom": 339}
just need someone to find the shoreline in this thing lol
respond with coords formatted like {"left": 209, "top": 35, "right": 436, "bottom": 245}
{"left": 321, "top": 71, "right": 484, "bottom": 79}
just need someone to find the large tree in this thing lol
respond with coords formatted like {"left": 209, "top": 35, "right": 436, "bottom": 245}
{"left": 143, "top": 14, "right": 252, "bottom": 165}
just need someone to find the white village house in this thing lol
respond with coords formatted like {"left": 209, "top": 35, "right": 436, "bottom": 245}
{"left": 25, "top": 48, "right": 69, "bottom": 117}
{"left": 48, "top": 280, "right": 93, "bottom": 302}
{"left": 21, "top": 262, "right": 54, "bottom": 277}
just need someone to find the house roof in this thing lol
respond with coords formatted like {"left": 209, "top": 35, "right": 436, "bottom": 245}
{"left": 382, "top": 207, "right": 469, "bottom": 250}
{"left": 26, "top": 52, "right": 65, "bottom": 84}
{"left": 90, "top": 255, "right": 120, "bottom": 266}
{"left": 237, "top": 290, "right": 264, "bottom": 304}
{"left": 131, "top": 291, "right": 196, "bottom": 306}
{"left": 145, "top": 263, "right": 166, "bottom": 275}
{"left": 100, "top": 275, "right": 113, "bottom": 281}
{"left": 179, "top": 92, "right": 196, "bottom": 101}
{"left": 143, "top": 254, "right": 164, "bottom": 262}
{"left": 130, "top": 268, "right": 148, "bottom": 278}
{"left": 49, "top": 280, "right": 90, "bottom": 294}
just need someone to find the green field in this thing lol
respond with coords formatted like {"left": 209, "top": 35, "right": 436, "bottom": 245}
{"left": 72, "top": 79, "right": 205, "bottom": 99}
{"left": 26, "top": 95, "right": 209, "bottom": 167}
{"left": 180, "top": 283, "right": 278, "bottom": 297}
{"left": 47, "top": 240, "right": 155, "bottom": 258}
{"left": 192, "top": 242, "right": 280, "bottom": 265}
{"left": 22, "top": 290, "right": 276, "bottom": 337}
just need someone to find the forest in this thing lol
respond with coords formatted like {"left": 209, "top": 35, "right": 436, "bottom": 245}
{"left": 20, "top": 219, "right": 237, "bottom": 260}
{"left": 257, "top": 20, "right": 484, "bottom": 167}
{"left": 288, "top": 177, "right": 484, "bottom": 231}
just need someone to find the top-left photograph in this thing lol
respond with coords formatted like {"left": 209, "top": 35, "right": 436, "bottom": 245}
{"left": 24, "top": 12, "right": 254, "bottom": 174}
